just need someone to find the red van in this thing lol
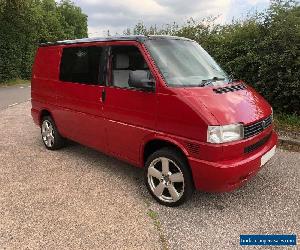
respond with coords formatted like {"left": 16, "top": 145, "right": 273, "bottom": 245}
{"left": 31, "top": 35, "right": 277, "bottom": 206}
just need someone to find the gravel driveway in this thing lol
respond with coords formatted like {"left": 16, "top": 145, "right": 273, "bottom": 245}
{"left": 0, "top": 102, "right": 299, "bottom": 249}
{"left": 0, "top": 102, "right": 161, "bottom": 249}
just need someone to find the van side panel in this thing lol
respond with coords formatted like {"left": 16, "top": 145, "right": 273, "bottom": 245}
{"left": 32, "top": 47, "right": 61, "bottom": 80}
{"left": 31, "top": 46, "right": 61, "bottom": 126}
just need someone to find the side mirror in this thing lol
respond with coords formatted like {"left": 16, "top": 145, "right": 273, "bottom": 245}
{"left": 128, "top": 70, "right": 155, "bottom": 91}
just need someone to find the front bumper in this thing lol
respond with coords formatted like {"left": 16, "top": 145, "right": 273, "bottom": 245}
{"left": 189, "top": 130, "right": 278, "bottom": 192}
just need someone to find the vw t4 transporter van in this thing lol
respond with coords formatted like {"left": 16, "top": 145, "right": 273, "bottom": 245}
{"left": 31, "top": 36, "right": 277, "bottom": 206}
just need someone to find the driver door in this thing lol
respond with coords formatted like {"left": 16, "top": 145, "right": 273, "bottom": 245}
{"left": 103, "top": 42, "right": 157, "bottom": 165}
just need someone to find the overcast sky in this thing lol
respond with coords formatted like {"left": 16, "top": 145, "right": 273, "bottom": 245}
{"left": 69, "top": 0, "right": 270, "bottom": 37}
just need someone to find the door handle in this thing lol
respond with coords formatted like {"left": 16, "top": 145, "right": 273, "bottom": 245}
{"left": 101, "top": 89, "right": 106, "bottom": 102}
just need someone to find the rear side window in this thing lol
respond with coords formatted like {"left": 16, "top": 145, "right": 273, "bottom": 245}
{"left": 60, "top": 46, "right": 105, "bottom": 85}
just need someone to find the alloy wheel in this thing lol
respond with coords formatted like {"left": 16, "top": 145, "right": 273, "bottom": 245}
{"left": 147, "top": 157, "right": 184, "bottom": 203}
{"left": 41, "top": 120, "right": 55, "bottom": 148}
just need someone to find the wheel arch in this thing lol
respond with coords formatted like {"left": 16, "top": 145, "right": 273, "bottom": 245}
{"left": 142, "top": 136, "right": 190, "bottom": 166}
{"left": 39, "top": 109, "right": 53, "bottom": 126}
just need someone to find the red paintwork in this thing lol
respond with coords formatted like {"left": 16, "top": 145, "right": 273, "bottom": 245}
{"left": 31, "top": 39, "right": 278, "bottom": 192}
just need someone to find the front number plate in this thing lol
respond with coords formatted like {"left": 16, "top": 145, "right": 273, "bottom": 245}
{"left": 260, "top": 145, "right": 276, "bottom": 167}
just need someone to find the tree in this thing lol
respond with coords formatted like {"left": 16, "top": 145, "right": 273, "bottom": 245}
{"left": 0, "top": 0, "right": 36, "bottom": 80}
{"left": 58, "top": 0, "right": 88, "bottom": 39}
{"left": 0, "top": 0, "right": 88, "bottom": 82}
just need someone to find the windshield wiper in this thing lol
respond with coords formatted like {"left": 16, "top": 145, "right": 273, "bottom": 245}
{"left": 198, "top": 77, "right": 226, "bottom": 87}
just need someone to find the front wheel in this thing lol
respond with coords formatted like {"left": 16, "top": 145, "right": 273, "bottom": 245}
{"left": 145, "top": 148, "right": 194, "bottom": 207}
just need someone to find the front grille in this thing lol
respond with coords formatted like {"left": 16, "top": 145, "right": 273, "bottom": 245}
{"left": 244, "top": 115, "right": 272, "bottom": 139}
{"left": 213, "top": 83, "right": 246, "bottom": 94}
{"left": 244, "top": 132, "right": 272, "bottom": 153}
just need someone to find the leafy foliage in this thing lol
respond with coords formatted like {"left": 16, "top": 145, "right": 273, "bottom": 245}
{"left": 125, "top": 1, "right": 300, "bottom": 114}
{"left": 0, "top": 0, "right": 87, "bottom": 82}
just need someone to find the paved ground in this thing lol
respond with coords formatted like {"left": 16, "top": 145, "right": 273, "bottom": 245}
{"left": 0, "top": 84, "right": 30, "bottom": 110}
{"left": 0, "top": 102, "right": 299, "bottom": 249}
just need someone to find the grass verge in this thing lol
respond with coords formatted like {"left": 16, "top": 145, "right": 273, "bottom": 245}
{"left": 0, "top": 78, "right": 30, "bottom": 87}
{"left": 274, "top": 113, "right": 300, "bottom": 134}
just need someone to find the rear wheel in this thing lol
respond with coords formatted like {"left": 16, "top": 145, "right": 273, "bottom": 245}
{"left": 41, "top": 116, "right": 65, "bottom": 150}
{"left": 145, "top": 147, "right": 194, "bottom": 206}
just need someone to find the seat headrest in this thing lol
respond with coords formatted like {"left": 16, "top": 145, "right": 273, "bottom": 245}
{"left": 115, "top": 54, "right": 129, "bottom": 69}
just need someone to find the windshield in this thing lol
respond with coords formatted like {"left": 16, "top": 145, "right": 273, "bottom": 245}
{"left": 145, "top": 39, "right": 230, "bottom": 87}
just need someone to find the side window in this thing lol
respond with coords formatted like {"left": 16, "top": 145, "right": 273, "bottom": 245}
{"left": 60, "top": 46, "right": 105, "bottom": 85}
{"left": 110, "top": 46, "right": 151, "bottom": 88}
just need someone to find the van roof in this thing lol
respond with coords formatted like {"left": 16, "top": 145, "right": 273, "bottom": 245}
{"left": 39, "top": 35, "right": 192, "bottom": 47}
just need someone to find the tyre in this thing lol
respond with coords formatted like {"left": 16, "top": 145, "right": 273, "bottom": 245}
{"left": 41, "top": 116, "right": 65, "bottom": 150}
{"left": 145, "top": 147, "right": 194, "bottom": 207}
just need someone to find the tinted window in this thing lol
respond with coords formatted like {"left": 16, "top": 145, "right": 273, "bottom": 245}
{"left": 60, "top": 46, "right": 105, "bottom": 84}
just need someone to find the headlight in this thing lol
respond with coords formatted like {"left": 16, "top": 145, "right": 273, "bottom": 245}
{"left": 207, "top": 123, "right": 244, "bottom": 143}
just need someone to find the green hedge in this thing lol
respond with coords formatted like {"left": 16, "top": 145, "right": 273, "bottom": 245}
{"left": 126, "top": 1, "right": 300, "bottom": 115}
{"left": 0, "top": 0, "right": 87, "bottom": 82}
